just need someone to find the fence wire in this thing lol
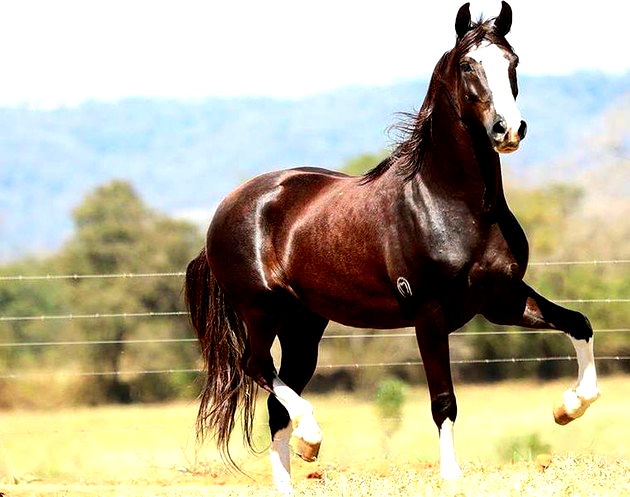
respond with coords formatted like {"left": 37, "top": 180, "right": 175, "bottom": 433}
{"left": 1, "top": 297, "right": 628, "bottom": 323}
{"left": 0, "top": 311, "right": 188, "bottom": 322}
{"left": 0, "top": 259, "right": 627, "bottom": 282}
{"left": 0, "top": 356, "right": 628, "bottom": 380}
{"left": 0, "top": 328, "right": 628, "bottom": 348}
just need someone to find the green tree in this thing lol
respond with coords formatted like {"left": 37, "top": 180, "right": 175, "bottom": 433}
{"left": 339, "top": 151, "right": 388, "bottom": 176}
{"left": 59, "top": 180, "right": 202, "bottom": 403}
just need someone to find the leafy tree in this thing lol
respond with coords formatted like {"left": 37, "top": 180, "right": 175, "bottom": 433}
{"left": 58, "top": 180, "right": 202, "bottom": 403}
{"left": 339, "top": 151, "right": 388, "bottom": 176}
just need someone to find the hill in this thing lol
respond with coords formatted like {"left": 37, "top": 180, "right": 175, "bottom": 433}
{"left": 0, "top": 72, "right": 628, "bottom": 260}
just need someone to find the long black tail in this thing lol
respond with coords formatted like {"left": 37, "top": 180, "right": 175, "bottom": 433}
{"left": 184, "top": 248, "right": 257, "bottom": 467}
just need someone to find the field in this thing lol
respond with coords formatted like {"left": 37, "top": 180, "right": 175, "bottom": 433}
{"left": 0, "top": 376, "right": 628, "bottom": 496}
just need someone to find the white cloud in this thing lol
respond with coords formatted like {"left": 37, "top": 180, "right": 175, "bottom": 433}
{"left": 0, "top": 0, "right": 627, "bottom": 108}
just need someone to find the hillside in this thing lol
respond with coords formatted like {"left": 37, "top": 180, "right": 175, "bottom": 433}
{"left": 0, "top": 72, "right": 628, "bottom": 260}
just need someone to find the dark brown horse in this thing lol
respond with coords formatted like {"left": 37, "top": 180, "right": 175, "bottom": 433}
{"left": 185, "top": 3, "right": 599, "bottom": 493}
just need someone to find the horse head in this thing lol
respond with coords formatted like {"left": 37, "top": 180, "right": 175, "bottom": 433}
{"left": 452, "top": 1, "right": 527, "bottom": 153}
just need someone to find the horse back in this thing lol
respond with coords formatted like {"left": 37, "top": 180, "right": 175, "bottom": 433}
{"left": 206, "top": 167, "right": 354, "bottom": 300}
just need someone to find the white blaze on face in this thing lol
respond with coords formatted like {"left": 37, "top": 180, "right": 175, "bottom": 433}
{"left": 467, "top": 42, "right": 522, "bottom": 131}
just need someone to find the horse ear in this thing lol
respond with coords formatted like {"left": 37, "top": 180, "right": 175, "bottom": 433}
{"left": 455, "top": 3, "right": 472, "bottom": 39}
{"left": 494, "top": 1, "right": 513, "bottom": 37}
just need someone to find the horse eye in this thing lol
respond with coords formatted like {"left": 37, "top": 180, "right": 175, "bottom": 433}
{"left": 461, "top": 62, "right": 473, "bottom": 73}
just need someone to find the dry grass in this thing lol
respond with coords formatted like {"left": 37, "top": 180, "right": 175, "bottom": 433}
{"left": 0, "top": 376, "right": 628, "bottom": 496}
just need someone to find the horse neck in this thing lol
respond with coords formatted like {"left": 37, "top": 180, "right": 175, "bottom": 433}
{"left": 414, "top": 92, "right": 505, "bottom": 215}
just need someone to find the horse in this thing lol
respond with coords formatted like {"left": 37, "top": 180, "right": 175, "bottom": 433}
{"left": 185, "top": 2, "right": 600, "bottom": 494}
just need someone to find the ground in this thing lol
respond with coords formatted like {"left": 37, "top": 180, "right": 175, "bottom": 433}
{"left": 0, "top": 376, "right": 628, "bottom": 496}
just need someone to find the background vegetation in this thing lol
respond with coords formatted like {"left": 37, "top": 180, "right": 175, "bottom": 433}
{"left": 0, "top": 73, "right": 628, "bottom": 260}
{"left": 0, "top": 74, "right": 628, "bottom": 407}
{"left": 0, "top": 135, "right": 627, "bottom": 407}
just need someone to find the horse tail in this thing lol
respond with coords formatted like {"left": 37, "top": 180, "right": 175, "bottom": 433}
{"left": 184, "top": 248, "right": 257, "bottom": 467}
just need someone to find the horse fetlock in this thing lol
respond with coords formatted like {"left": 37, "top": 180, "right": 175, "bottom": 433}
{"left": 292, "top": 413, "right": 322, "bottom": 445}
{"left": 575, "top": 383, "right": 600, "bottom": 403}
{"left": 291, "top": 411, "right": 322, "bottom": 462}
{"left": 553, "top": 388, "right": 599, "bottom": 425}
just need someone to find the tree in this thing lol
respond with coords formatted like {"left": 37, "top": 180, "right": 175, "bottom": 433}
{"left": 339, "top": 151, "right": 388, "bottom": 176}
{"left": 59, "top": 180, "right": 202, "bottom": 402}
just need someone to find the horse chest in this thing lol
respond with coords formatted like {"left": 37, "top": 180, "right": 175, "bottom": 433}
{"left": 470, "top": 224, "right": 527, "bottom": 284}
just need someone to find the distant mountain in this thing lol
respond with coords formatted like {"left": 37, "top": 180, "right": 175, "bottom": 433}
{"left": 0, "top": 72, "right": 628, "bottom": 260}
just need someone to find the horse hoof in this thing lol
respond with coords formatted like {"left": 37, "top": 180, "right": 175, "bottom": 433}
{"left": 553, "top": 404, "right": 575, "bottom": 425}
{"left": 296, "top": 438, "right": 320, "bottom": 462}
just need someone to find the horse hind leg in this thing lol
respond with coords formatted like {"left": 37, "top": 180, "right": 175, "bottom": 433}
{"left": 267, "top": 311, "right": 327, "bottom": 495}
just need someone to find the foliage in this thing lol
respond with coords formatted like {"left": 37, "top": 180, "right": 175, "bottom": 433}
{"left": 1, "top": 93, "right": 629, "bottom": 405}
{"left": 0, "top": 74, "right": 628, "bottom": 261}
{"left": 375, "top": 376, "right": 407, "bottom": 454}
{"left": 0, "top": 180, "right": 202, "bottom": 406}
{"left": 496, "top": 432, "right": 551, "bottom": 463}
{"left": 375, "top": 376, "right": 407, "bottom": 420}
{"left": 340, "top": 151, "right": 388, "bottom": 176}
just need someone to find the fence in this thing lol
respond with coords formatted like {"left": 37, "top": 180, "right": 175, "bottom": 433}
{"left": 0, "top": 259, "right": 628, "bottom": 449}
{"left": 1, "top": 258, "right": 628, "bottom": 380}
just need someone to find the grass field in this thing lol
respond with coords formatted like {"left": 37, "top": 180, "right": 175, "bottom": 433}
{"left": 0, "top": 376, "right": 628, "bottom": 496}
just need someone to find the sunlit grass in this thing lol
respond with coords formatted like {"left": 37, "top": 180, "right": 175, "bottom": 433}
{"left": 0, "top": 376, "right": 627, "bottom": 496}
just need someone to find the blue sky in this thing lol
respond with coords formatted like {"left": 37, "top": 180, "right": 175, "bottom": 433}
{"left": 1, "top": 0, "right": 627, "bottom": 108}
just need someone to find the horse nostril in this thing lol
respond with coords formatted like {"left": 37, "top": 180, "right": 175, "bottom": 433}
{"left": 518, "top": 120, "right": 527, "bottom": 139}
{"left": 492, "top": 119, "right": 507, "bottom": 136}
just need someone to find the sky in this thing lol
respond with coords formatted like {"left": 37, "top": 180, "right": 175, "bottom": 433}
{"left": 1, "top": 0, "right": 628, "bottom": 108}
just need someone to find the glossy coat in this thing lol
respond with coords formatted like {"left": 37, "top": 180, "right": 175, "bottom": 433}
{"left": 185, "top": 1, "right": 593, "bottom": 469}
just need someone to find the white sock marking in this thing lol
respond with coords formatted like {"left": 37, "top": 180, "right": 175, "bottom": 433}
{"left": 272, "top": 377, "right": 322, "bottom": 444}
{"left": 439, "top": 419, "right": 463, "bottom": 480}
{"left": 270, "top": 424, "right": 294, "bottom": 496}
{"left": 570, "top": 336, "right": 600, "bottom": 401}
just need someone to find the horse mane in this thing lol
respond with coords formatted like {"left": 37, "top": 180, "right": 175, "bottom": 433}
{"left": 361, "top": 18, "right": 515, "bottom": 183}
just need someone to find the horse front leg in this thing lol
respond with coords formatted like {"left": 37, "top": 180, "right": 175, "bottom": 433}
{"left": 416, "top": 326, "right": 462, "bottom": 480}
{"left": 482, "top": 282, "right": 600, "bottom": 424}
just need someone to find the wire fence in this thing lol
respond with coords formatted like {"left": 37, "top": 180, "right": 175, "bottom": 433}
{"left": 1, "top": 260, "right": 627, "bottom": 389}
{"left": 0, "top": 259, "right": 628, "bottom": 282}
{"left": 0, "top": 311, "right": 188, "bottom": 322}
{"left": 0, "top": 297, "right": 628, "bottom": 323}
{"left": 0, "top": 328, "right": 628, "bottom": 348}
{"left": 0, "top": 355, "right": 628, "bottom": 381}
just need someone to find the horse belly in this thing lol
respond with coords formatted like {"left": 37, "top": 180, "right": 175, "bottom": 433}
{"left": 280, "top": 217, "right": 412, "bottom": 328}
{"left": 299, "top": 285, "right": 410, "bottom": 329}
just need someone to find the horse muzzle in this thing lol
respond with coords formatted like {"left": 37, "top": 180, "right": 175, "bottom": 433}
{"left": 490, "top": 118, "right": 527, "bottom": 154}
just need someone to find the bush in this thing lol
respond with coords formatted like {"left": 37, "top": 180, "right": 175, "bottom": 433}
{"left": 497, "top": 432, "right": 551, "bottom": 462}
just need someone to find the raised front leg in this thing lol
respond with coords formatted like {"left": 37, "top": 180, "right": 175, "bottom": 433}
{"left": 482, "top": 282, "right": 600, "bottom": 424}
{"left": 416, "top": 326, "right": 462, "bottom": 480}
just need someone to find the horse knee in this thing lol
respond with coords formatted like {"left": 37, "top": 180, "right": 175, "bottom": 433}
{"left": 431, "top": 392, "right": 457, "bottom": 427}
